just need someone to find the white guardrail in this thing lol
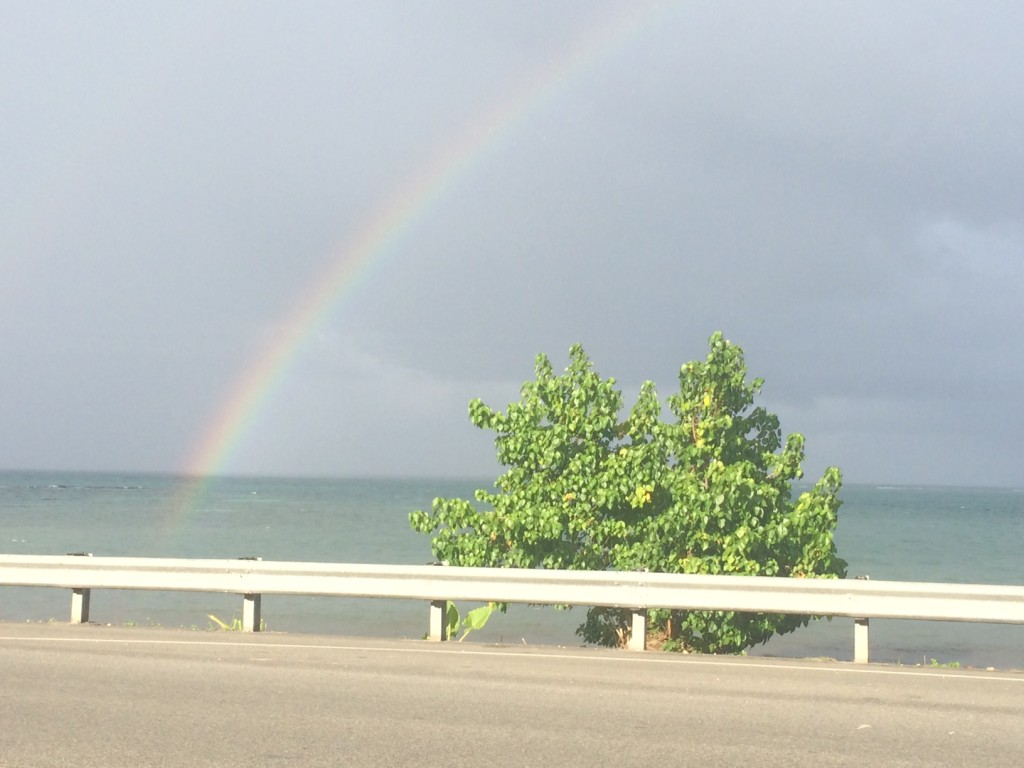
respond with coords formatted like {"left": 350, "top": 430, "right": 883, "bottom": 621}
{"left": 2, "top": 554, "right": 1024, "bottom": 663}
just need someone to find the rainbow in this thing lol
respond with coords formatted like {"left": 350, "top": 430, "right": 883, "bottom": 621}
{"left": 167, "top": 2, "right": 672, "bottom": 527}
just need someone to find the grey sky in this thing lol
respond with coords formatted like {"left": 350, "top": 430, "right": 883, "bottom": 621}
{"left": 2, "top": 2, "right": 1022, "bottom": 487}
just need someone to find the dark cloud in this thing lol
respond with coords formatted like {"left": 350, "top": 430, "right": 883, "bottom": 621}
{"left": 2, "top": 2, "right": 1022, "bottom": 486}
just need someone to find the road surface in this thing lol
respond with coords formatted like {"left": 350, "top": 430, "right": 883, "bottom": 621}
{"left": 1, "top": 623, "right": 1021, "bottom": 766}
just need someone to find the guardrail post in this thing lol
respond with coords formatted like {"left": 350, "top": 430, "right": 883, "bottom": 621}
{"left": 429, "top": 600, "right": 449, "bottom": 641}
{"left": 237, "top": 557, "right": 263, "bottom": 632}
{"left": 70, "top": 588, "right": 91, "bottom": 624}
{"left": 854, "top": 618, "right": 869, "bottom": 663}
{"left": 242, "top": 594, "right": 262, "bottom": 632}
{"left": 629, "top": 608, "right": 647, "bottom": 651}
{"left": 67, "top": 552, "right": 93, "bottom": 624}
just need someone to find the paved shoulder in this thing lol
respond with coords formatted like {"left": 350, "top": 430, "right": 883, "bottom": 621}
{"left": 1, "top": 624, "right": 1021, "bottom": 767}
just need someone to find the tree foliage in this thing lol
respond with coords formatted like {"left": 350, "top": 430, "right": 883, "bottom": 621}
{"left": 409, "top": 332, "right": 847, "bottom": 653}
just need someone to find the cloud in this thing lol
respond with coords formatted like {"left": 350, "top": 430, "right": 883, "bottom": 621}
{"left": 2, "top": 2, "right": 1022, "bottom": 485}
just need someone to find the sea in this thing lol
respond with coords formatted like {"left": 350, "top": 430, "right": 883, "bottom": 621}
{"left": 2, "top": 470, "right": 1022, "bottom": 669}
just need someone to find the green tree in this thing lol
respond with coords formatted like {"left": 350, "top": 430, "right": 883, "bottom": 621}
{"left": 409, "top": 332, "right": 847, "bottom": 653}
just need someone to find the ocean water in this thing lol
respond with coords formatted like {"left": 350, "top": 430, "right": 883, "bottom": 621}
{"left": 1, "top": 470, "right": 1022, "bottom": 668}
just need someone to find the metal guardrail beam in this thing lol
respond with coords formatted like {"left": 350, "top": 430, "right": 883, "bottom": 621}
{"left": 2, "top": 554, "right": 1023, "bottom": 661}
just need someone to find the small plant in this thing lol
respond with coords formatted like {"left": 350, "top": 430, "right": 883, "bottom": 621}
{"left": 207, "top": 613, "right": 266, "bottom": 631}
{"left": 444, "top": 601, "right": 459, "bottom": 638}
{"left": 929, "top": 658, "right": 961, "bottom": 669}
{"left": 207, "top": 613, "right": 243, "bottom": 631}
{"left": 439, "top": 601, "right": 500, "bottom": 641}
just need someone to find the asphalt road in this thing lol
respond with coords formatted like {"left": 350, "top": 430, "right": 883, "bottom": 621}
{"left": 1, "top": 623, "right": 1021, "bottom": 767}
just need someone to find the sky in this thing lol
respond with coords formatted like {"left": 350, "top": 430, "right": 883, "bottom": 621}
{"left": 2, "top": 2, "right": 1022, "bottom": 487}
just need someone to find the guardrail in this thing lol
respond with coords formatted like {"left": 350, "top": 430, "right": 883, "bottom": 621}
{"left": 2, "top": 554, "right": 1023, "bottom": 663}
